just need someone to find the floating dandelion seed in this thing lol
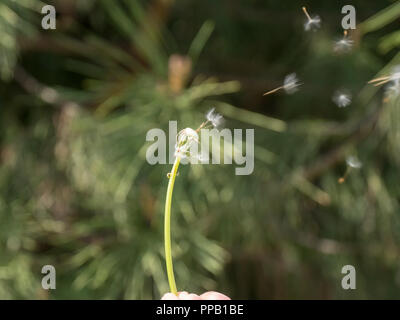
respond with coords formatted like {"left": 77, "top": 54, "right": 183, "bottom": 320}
{"left": 205, "top": 108, "right": 224, "bottom": 128}
{"left": 302, "top": 6, "right": 321, "bottom": 31}
{"left": 368, "top": 65, "right": 400, "bottom": 87}
{"left": 334, "top": 30, "right": 353, "bottom": 53}
{"left": 195, "top": 107, "right": 224, "bottom": 134}
{"left": 333, "top": 90, "right": 352, "bottom": 108}
{"left": 283, "top": 73, "right": 302, "bottom": 94}
{"left": 369, "top": 65, "right": 400, "bottom": 102}
{"left": 338, "top": 156, "right": 362, "bottom": 183}
{"left": 263, "top": 73, "right": 302, "bottom": 96}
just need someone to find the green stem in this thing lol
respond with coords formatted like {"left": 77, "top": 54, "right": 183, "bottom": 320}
{"left": 164, "top": 156, "right": 181, "bottom": 295}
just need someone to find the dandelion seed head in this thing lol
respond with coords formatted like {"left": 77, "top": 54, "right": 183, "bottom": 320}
{"left": 333, "top": 90, "right": 352, "bottom": 108}
{"left": 283, "top": 73, "right": 302, "bottom": 94}
{"left": 175, "top": 128, "right": 199, "bottom": 159}
{"left": 206, "top": 108, "right": 224, "bottom": 128}
{"left": 346, "top": 156, "right": 362, "bottom": 169}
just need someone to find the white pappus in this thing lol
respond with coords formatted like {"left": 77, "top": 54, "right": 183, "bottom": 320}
{"left": 333, "top": 90, "right": 352, "bottom": 108}
{"left": 334, "top": 30, "right": 354, "bottom": 53}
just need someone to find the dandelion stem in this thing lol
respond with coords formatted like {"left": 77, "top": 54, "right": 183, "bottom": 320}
{"left": 164, "top": 156, "right": 181, "bottom": 295}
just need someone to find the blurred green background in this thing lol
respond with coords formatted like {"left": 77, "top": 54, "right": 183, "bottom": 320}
{"left": 1, "top": 0, "right": 400, "bottom": 299}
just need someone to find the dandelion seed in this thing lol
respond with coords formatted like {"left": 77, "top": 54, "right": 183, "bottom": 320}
{"left": 263, "top": 73, "right": 302, "bottom": 96}
{"left": 196, "top": 108, "right": 225, "bottom": 131}
{"left": 338, "top": 156, "right": 362, "bottom": 183}
{"left": 334, "top": 30, "right": 353, "bottom": 53}
{"left": 283, "top": 73, "right": 302, "bottom": 94}
{"left": 205, "top": 108, "right": 224, "bottom": 128}
{"left": 369, "top": 66, "right": 400, "bottom": 102}
{"left": 333, "top": 90, "right": 352, "bottom": 108}
{"left": 302, "top": 6, "right": 321, "bottom": 31}
{"left": 368, "top": 65, "right": 400, "bottom": 87}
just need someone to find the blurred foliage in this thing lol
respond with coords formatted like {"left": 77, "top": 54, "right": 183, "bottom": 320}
{"left": 1, "top": 0, "right": 400, "bottom": 299}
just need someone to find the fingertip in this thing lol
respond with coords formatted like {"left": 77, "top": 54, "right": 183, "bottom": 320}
{"left": 161, "top": 293, "right": 179, "bottom": 300}
{"left": 180, "top": 293, "right": 201, "bottom": 300}
{"left": 200, "top": 291, "right": 231, "bottom": 300}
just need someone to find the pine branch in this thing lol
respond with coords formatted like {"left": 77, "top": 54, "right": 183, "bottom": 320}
{"left": 13, "top": 66, "right": 79, "bottom": 108}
